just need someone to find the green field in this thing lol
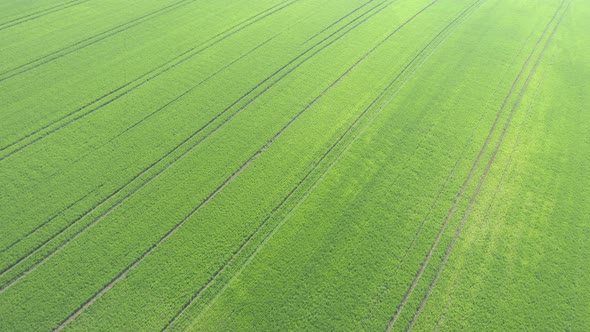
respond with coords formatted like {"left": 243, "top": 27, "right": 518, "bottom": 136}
{"left": 0, "top": 0, "right": 588, "bottom": 330}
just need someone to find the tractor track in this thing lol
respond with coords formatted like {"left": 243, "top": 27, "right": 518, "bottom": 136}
{"left": 304, "top": 0, "right": 392, "bottom": 48}
{"left": 163, "top": 1, "right": 471, "bottom": 328}
{"left": 350, "top": 0, "right": 494, "bottom": 324}
{"left": 0, "top": 0, "right": 83, "bottom": 26}
{"left": 0, "top": 0, "right": 297, "bottom": 160}
{"left": 0, "top": 0, "right": 91, "bottom": 31}
{"left": 378, "top": 0, "right": 488, "bottom": 269}
{"left": 0, "top": 0, "right": 402, "bottom": 293}
{"left": 36, "top": 0, "right": 397, "bottom": 185}
{"left": 39, "top": 35, "right": 277, "bottom": 190}
{"left": 385, "top": 1, "right": 569, "bottom": 330}
{"left": 1, "top": 0, "right": 396, "bottom": 157}
{"left": 0, "top": 0, "right": 197, "bottom": 82}
{"left": 406, "top": 5, "right": 568, "bottom": 329}
{"left": 303, "top": 0, "right": 379, "bottom": 45}
{"left": 0, "top": 36, "right": 274, "bottom": 262}
{"left": 0, "top": 185, "right": 102, "bottom": 255}
{"left": 54, "top": 2, "right": 441, "bottom": 329}
{"left": 476, "top": 70, "right": 547, "bottom": 243}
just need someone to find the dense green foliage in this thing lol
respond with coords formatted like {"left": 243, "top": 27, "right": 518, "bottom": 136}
{"left": 0, "top": 0, "right": 588, "bottom": 330}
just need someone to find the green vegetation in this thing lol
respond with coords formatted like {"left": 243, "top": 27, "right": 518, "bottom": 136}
{"left": 0, "top": 0, "right": 588, "bottom": 330}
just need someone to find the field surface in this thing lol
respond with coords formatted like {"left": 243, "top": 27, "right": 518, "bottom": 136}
{"left": 0, "top": 0, "right": 588, "bottom": 331}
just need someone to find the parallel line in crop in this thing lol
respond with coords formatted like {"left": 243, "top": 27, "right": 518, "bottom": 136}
{"left": 363, "top": 160, "right": 459, "bottom": 325}
{"left": 187, "top": 23, "right": 446, "bottom": 325}
{"left": 182, "top": 0, "right": 486, "bottom": 324}
{"left": 364, "top": 0, "right": 503, "bottom": 319}
{"left": 0, "top": 0, "right": 83, "bottom": 25}
{"left": 0, "top": 0, "right": 389, "bottom": 157}
{"left": 385, "top": 1, "right": 568, "bottom": 329}
{"left": 363, "top": 0, "right": 515, "bottom": 313}
{"left": 0, "top": 0, "right": 394, "bottom": 187}
{"left": 23, "top": 0, "right": 394, "bottom": 187}
{"left": 0, "top": 0, "right": 391, "bottom": 156}
{"left": 365, "top": 0, "right": 534, "bottom": 318}
{"left": 303, "top": 0, "right": 378, "bottom": 44}
{"left": 0, "top": 0, "right": 197, "bottom": 83}
{"left": 0, "top": 185, "right": 103, "bottom": 255}
{"left": 373, "top": 0, "right": 487, "bottom": 276}
{"left": 0, "top": 36, "right": 275, "bottom": 284}
{"left": 477, "top": 72, "right": 546, "bottom": 236}
{"left": 0, "top": 37, "right": 274, "bottom": 258}
{"left": 0, "top": 0, "right": 91, "bottom": 31}
{"left": 304, "top": 0, "right": 392, "bottom": 47}
{"left": 0, "top": 0, "right": 399, "bottom": 292}
{"left": 0, "top": 0, "right": 373, "bottom": 268}
{"left": 54, "top": 2, "right": 442, "bottom": 329}
{"left": 406, "top": 5, "right": 568, "bottom": 328}
{"left": 62, "top": 34, "right": 278, "bottom": 178}
{"left": 422, "top": 74, "right": 545, "bottom": 329}
{"left": 164, "top": 1, "right": 473, "bottom": 328}
{"left": 0, "top": 0, "right": 296, "bottom": 161}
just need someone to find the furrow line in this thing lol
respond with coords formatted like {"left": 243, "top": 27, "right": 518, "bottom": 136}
{"left": 306, "top": 0, "right": 393, "bottom": 49}
{"left": 73, "top": 35, "right": 278, "bottom": 167}
{"left": 0, "top": 0, "right": 91, "bottom": 31}
{"left": 0, "top": 0, "right": 296, "bottom": 160}
{"left": 0, "top": 0, "right": 396, "bottom": 291}
{"left": 53, "top": 155, "right": 255, "bottom": 331}
{"left": 0, "top": 0, "right": 196, "bottom": 83}
{"left": 162, "top": 1, "right": 446, "bottom": 325}
{"left": 2, "top": 0, "right": 390, "bottom": 155}
{"left": 191, "top": 32, "right": 431, "bottom": 324}
{"left": 406, "top": 6, "right": 567, "bottom": 329}
{"left": 385, "top": 1, "right": 568, "bottom": 330}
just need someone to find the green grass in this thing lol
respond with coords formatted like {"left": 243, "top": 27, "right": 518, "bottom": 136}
{"left": 0, "top": 0, "right": 588, "bottom": 331}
